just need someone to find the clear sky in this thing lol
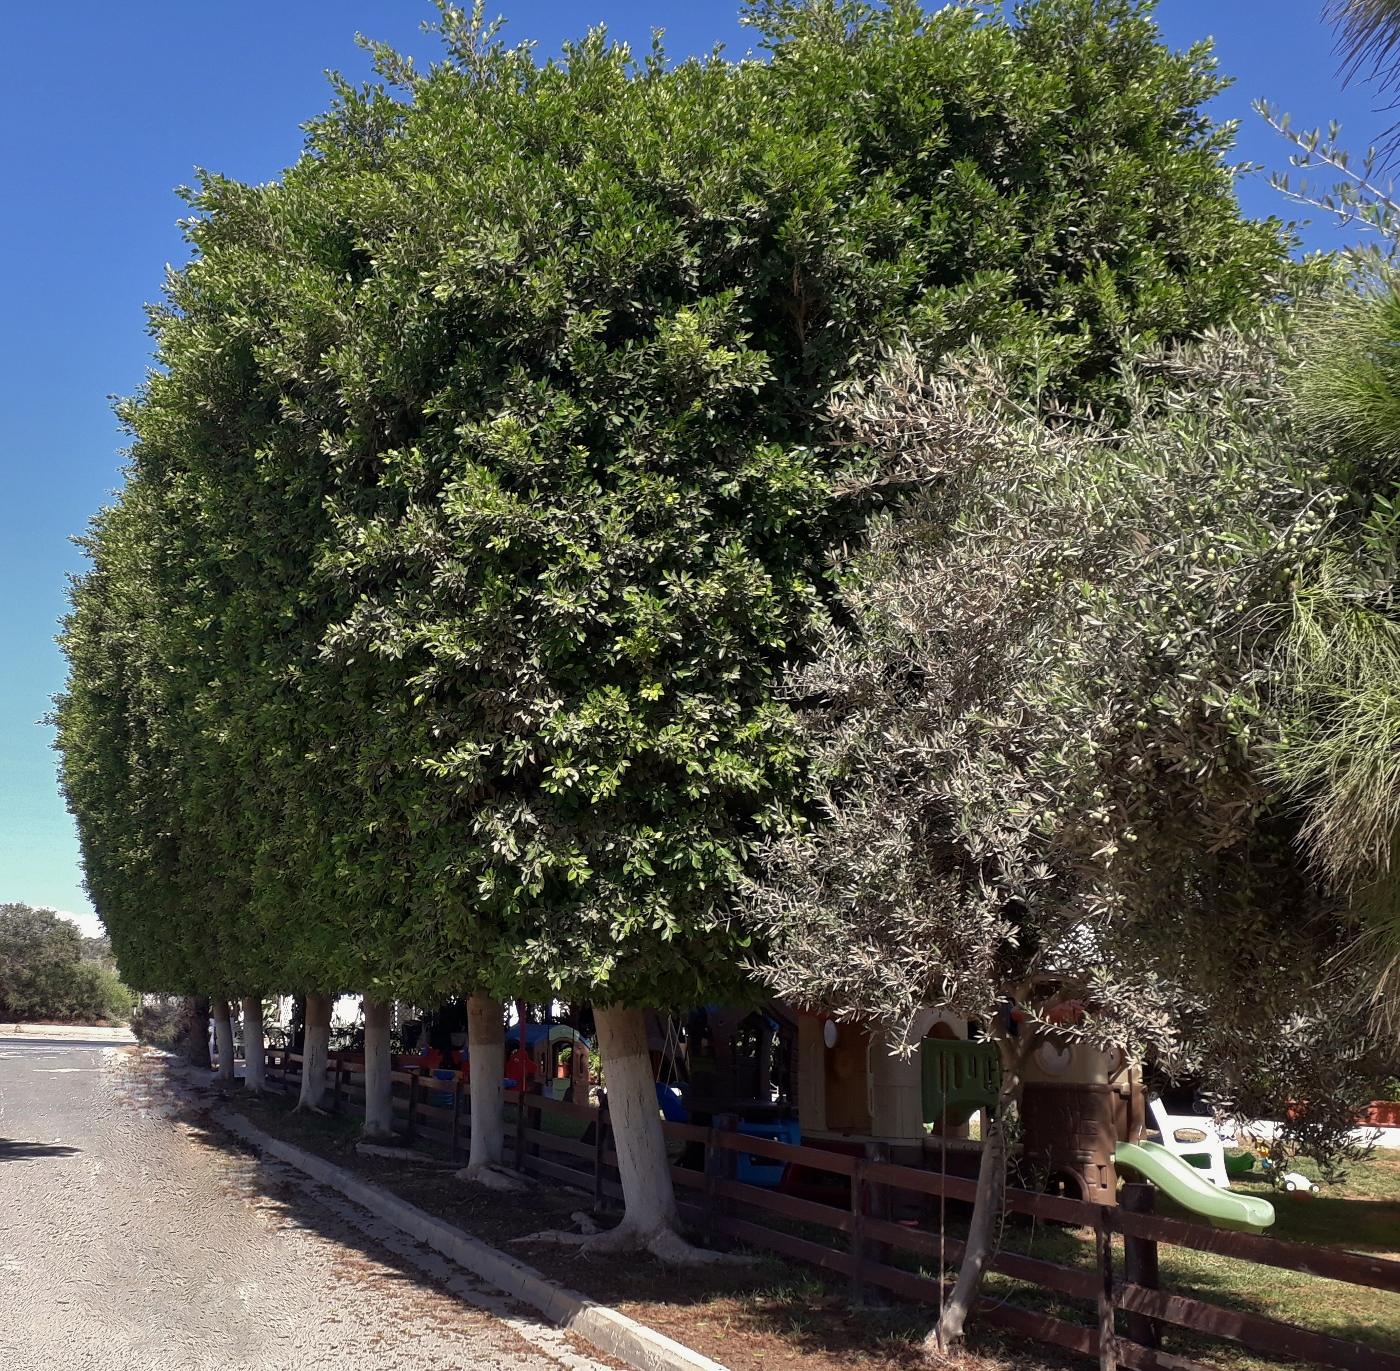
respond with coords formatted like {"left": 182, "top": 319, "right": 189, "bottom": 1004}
{"left": 0, "top": 1, "right": 1389, "bottom": 938}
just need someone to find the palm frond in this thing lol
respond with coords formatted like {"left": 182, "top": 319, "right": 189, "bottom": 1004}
{"left": 1329, "top": 0, "right": 1400, "bottom": 91}
{"left": 1347, "top": 850, "right": 1400, "bottom": 1033}
{"left": 1329, "top": 0, "right": 1400, "bottom": 159}
{"left": 1273, "top": 562, "right": 1400, "bottom": 888}
{"left": 1292, "top": 263, "right": 1400, "bottom": 494}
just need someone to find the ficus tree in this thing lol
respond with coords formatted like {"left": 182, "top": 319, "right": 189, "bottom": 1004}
{"left": 59, "top": 0, "right": 1289, "bottom": 1254}
{"left": 295, "top": 0, "right": 1284, "bottom": 1253}
{"left": 55, "top": 493, "right": 234, "bottom": 1007}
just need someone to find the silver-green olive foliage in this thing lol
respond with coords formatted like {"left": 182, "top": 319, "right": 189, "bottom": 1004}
{"left": 59, "top": 0, "right": 1285, "bottom": 1006}
{"left": 747, "top": 322, "right": 1393, "bottom": 1168}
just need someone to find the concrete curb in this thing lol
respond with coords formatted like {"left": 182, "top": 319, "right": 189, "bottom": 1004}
{"left": 206, "top": 1103, "right": 729, "bottom": 1371}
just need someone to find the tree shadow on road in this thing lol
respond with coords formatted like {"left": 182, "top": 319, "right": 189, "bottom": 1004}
{"left": 0, "top": 1139, "right": 80, "bottom": 1160}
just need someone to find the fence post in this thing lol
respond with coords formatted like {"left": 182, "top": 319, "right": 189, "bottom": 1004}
{"left": 849, "top": 1154, "right": 866, "bottom": 1305}
{"left": 514, "top": 1000, "right": 529, "bottom": 1170}
{"left": 1121, "top": 1183, "right": 1161, "bottom": 1352}
{"left": 704, "top": 1112, "right": 739, "bottom": 1246}
{"left": 1096, "top": 1208, "right": 1118, "bottom": 1371}
{"left": 331, "top": 1053, "right": 343, "bottom": 1114}
{"left": 523, "top": 1083, "right": 541, "bottom": 1175}
{"left": 851, "top": 1140, "right": 890, "bottom": 1306}
{"left": 514, "top": 1086, "right": 528, "bottom": 1172}
{"left": 451, "top": 1075, "right": 463, "bottom": 1162}
{"left": 406, "top": 1071, "right": 419, "bottom": 1143}
{"left": 592, "top": 1101, "right": 610, "bottom": 1214}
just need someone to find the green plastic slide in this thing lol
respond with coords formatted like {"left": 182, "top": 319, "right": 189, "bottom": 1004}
{"left": 1115, "top": 1141, "right": 1276, "bottom": 1233}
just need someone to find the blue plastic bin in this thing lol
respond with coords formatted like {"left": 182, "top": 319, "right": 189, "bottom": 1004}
{"left": 735, "top": 1118, "right": 800, "bottom": 1188}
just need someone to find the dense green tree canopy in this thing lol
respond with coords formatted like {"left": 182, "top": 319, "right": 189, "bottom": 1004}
{"left": 56, "top": 496, "right": 204, "bottom": 995}
{"left": 59, "top": 0, "right": 1287, "bottom": 1009}
{"left": 0, "top": 904, "right": 134, "bottom": 1023}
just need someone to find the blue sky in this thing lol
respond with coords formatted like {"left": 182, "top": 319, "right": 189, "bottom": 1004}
{"left": 0, "top": 1, "right": 1389, "bottom": 938}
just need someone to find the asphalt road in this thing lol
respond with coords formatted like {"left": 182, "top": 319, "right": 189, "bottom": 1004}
{"left": 0, "top": 1039, "right": 610, "bottom": 1371}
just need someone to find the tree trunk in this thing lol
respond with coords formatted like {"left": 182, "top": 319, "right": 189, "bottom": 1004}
{"left": 296, "top": 993, "right": 332, "bottom": 1112}
{"left": 927, "top": 1037, "right": 1022, "bottom": 1354}
{"left": 456, "top": 993, "right": 522, "bottom": 1188}
{"left": 506, "top": 1005, "right": 729, "bottom": 1261}
{"left": 594, "top": 1003, "right": 680, "bottom": 1244}
{"left": 362, "top": 997, "right": 395, "bottom": 1138}
{"left": 185, "top": 995, "right": 211, "bottom": 1069}
{"left": 241, "top": 996, "right": 266, "bottom": 1094}
{"left": 928, "top": 1105, "right": 1006, "bottom": 1351}
{"left": 468, "top": 993, "right": 506, "bottom": 1168}
{"left": 212, "top": 999, "right": 235, "bottom": 1081}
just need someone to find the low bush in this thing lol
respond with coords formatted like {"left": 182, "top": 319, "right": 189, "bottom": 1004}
{"left": 130, "top": 996, "right": 186, "bottom": 1048}
{"left": 0, "top": 902, "right": 136, "bottom": 1023}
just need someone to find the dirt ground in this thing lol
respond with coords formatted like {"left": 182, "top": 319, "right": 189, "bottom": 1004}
{"left": 190, "top": 1075, "right": 1075, "bottom": 1371}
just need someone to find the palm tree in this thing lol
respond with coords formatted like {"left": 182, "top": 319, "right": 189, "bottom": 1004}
{"left": 1331, "top": 2, "right": 1400, "bottom": 148}
{"left": 1283, "top": 242, "right": 1400, "bottom": 1032}
{"left": 1331, "top": 1, "right": 1400, "bottom": 78}
{"left": 1257, "top": 7, "right": 1400, "bottom": 1032}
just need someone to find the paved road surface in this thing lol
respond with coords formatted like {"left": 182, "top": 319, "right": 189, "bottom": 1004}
{"left": 0, "top": 1040, "right": 610, "bottom": 1371}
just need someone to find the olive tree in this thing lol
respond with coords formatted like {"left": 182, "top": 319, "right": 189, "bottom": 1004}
{"left": 748, "top": 325, "right": 1390, "bottom": 1347}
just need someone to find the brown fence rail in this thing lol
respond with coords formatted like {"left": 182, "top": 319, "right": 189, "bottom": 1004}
{"left": 256, "top": 1049, "right": 1400, "bottom": 1371}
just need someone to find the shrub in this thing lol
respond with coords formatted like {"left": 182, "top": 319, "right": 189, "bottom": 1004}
{"left": 130, "top": 996, "right": 186, "bottom": 1047}
{"left": 0, "top": 902, "right": 136, "bottom": 1023}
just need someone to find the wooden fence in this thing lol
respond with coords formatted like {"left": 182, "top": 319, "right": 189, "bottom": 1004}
{"left": 260, "top": 1049, "right": 1400, "bottom": 1371}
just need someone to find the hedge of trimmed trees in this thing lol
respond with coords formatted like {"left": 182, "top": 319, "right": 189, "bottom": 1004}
{"left": 58, "top": 0, "right": 1306, "bottom": 1282}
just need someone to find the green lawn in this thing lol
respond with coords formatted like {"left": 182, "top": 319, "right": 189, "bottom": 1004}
{"left": 977, "top": 1150, "right": 1400, "bottom": 1369}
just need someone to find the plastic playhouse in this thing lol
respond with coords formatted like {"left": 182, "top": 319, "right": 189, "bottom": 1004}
{"left": 1018, "top": 1036, "right": 1275, "bottom": 1232}
{"left": 660, "top": 1002, "right": 1276, "bottom": 1234}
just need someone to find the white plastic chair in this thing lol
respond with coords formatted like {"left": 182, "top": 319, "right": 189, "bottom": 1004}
{"left": 1148, "top": 1097, "right": 1231, "bottom": 1188}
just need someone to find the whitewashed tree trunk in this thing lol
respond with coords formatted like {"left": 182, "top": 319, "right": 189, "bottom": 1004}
{"left": 593, "top": 1004, "right": 680, "bottom": 1246}
{"left": 456, "top": 993, "right": 521, "bottom": 1188}
{"left": 509, "top": 1005, "right": 728, "bottom": 1261}
{"left": 241, "top": 996, "right": 266, "bottom": 1094}
{"left": 362, "top": 997, "right": 394, "bottom": 1138}
{"left": 212, "top": 999, "right": 235, "bottom": 1082}
{"left": 296, "top": 993, "right": 332, "bottom": 1112}
{"left": 467, "top": 994, "right": 505, "bottom": 1168}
